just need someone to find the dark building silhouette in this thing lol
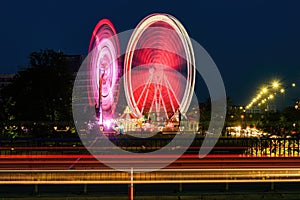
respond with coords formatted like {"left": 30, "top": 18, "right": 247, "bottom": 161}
{"left": 63, "top": 54, "right": 85, "bottom": 73}
{"left": 0, "top": 74, "right": 15, "bottom": 90}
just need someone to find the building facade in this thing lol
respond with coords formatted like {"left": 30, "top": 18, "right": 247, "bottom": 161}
{"left": 0, "top": 74, "right": 15, "bottom": 90}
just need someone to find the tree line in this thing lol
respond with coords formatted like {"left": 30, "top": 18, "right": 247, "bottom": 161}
{"left": 0, "top": 50, "right": 74, "bottom": 137}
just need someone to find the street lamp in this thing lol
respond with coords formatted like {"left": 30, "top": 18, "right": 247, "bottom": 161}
{"left": 261, "top": 87, "right": 268, "bottom": 94}
{"left": 272, "top": 81, "right": 280, "bottom": 89}
{"left": 295, "top": 101, "right": 299, "bottom": 110}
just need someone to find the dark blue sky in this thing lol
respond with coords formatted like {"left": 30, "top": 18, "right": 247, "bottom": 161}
{"left": 0, "top": 0, "right": 299, "bottom": 105}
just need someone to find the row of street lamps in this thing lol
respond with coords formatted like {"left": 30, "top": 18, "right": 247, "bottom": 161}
{"left": 246, "top": 80, "right": 296, "bottom": 111}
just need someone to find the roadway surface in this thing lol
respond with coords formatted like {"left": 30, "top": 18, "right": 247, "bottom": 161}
{"left": 1, "top": 146, "right": 300, "bottom": 199}
{"left": 0, "top": 153, "right": 300, "bottom": 170}
{"left": 1, "top": 168, "right": 300, "bottom": 184}
{"left": 1, "top": 151, "right": 300, "bottom": 184}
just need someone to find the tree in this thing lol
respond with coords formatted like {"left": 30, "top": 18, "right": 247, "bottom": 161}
{"left": 2, "top": 49, "right": 73, "bottom": 122}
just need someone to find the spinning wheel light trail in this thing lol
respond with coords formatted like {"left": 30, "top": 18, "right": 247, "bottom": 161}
{"left": 88, "top": 19, "right": 120, "bottom": 129}
{"left": 124, "top": 14, "right": 196, "bottom": 120}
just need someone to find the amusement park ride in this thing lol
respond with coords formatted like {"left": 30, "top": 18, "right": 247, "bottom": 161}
{"left": 87, "top": 14, "right": 196, "bottom": 133}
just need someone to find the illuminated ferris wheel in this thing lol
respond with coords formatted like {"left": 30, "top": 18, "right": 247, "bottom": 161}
{"left": 124, "top": 14, "right": 196, "bottom": 120}
{"left": 88, "top": 19, "right": 120, "bottom": 125}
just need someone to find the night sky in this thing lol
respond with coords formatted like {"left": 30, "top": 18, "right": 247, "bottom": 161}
{"left": 0, "top": 0, "right": 299, "bottom": 105}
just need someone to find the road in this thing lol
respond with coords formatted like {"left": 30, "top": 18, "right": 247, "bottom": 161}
{"left": 0, "top": 153, "right": 300, "bottom": 170}
{"left": 1, "top": 146, "right": 300, "bottom": 199}
{"left": 1, "top": 168, "right": 300, "bottom": 184}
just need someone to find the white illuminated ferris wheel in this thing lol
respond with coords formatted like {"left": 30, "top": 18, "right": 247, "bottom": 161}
{"left": 123, "top": 14, "right": 196, "bottom": 120}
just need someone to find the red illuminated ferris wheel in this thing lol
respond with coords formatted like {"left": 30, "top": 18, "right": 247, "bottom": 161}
{"left": 124, "top": 14, "right": 196, "bottom": 120}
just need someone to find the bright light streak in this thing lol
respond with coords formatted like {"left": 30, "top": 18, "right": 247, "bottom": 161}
{"left": 2, "top": 168, "right": 300, "bottom": 184}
